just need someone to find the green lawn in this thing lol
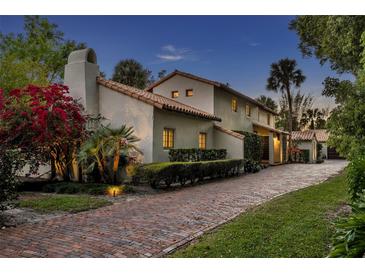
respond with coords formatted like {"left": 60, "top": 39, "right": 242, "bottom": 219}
{"left": 172, "top": 172, "right": 349, "bottom": 258}
{"left": 19, "top": 195, "right": 112, "bottom": 213}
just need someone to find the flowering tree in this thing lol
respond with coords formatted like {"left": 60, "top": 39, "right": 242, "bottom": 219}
{"left": 0, "top": 84, "right": 86, "bottom": 180}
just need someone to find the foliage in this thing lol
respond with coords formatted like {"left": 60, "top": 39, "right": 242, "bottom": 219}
{"left": 78, "top": 124, "right": 141, "bottom": 183}
{"left": 346, "top": 156, "right": 365, "bottom": 201}
{"left": 18, "top": 195, "right": 112, "bottom": 213}
{"left": 300, "top": 108, "right": 326, "bottom": 130}
{"left": 0, "top": 84, "right": 86, "bottom": 180}
{"left": 266, "top": 58, "right": 306, "bottom": 160}
{"left": 111, "top": 59, "right": 152, "bottom": 89}
{"left": 290, "top": 16, "right": 365, "bottom": 75}
{"left": 322, "top": 77, "right": 356, "bottom": 105}
{"left": 329, "top": 192, "right": 365, "bottom": 258}
{"left": 317, "top": 143, "right": 323, "bottom": 159}
{"left": 132, "top": 159, "right": 243, "bottom": 188}
{"left": 243, "top": 132, "right": 262, "bottom": 162}
{"left": 0, "top": 16, "right": 86, "bottom": 90}
{"left": 243, "top": 159, "right": 262, "bottom": 173}
{"left": 168, "top": 149, "right": 227, "bottom": 162}
{"left": 256, "top": 95, "right": 278, "bottom": 112}
{"left": 0, "top": 148, "right": 26, "bottom": 210}
{"left": 173, "top": 172, "right": 349, "bottom": 258}
{"left": 302, "top": 149, "right": 310, "bottom": 163}
{"left": 276, "top": 90, "right": 313, "bottom": 131}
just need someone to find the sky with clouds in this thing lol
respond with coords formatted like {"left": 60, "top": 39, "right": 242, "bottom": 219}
{"left": 0, "top": 15, "right": 353, "bottom": 108}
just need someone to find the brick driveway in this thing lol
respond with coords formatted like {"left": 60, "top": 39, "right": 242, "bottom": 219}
{"left": 0, "top": 160, "right": 347, "bottom": 258}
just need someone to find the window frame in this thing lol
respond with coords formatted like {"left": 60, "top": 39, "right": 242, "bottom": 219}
{"left": 199, "top": 132, "right": 207, "bottom": 150}
{"left": 185, "top": 89, "right": 193, "bottom": 97}
{"left": 231, "top": 97, "right": 238, "bottom": 112}
{"left": 163, "top": 128, "right": 175, "bottom": 149}
{"left": 245, "top": 104, "right": 251, "bottom": 117}
{"left": 171, "top": 90, "right": 179, "bottom": 98}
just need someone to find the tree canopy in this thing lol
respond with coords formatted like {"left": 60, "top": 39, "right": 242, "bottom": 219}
{"left": 111, "top": 59, "right": 152, "bottom": 89}
{"left": 290, "top": 16, "right": 365, "bottom": 75}
{"left": 0, "top": 16, "right": 86, "bottom": 91}
{"left": 256, "top": 95, "right": 278, "bottom": 112}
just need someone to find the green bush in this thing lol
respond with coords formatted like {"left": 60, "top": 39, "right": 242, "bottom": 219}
{"left": 133, "top": 159, "right": 243, "bottom": 188}
{"left": 243, "top": 159, "right": 262, "bottom": 173}
{"left": 168, "top": 149, "right": 227, "bottom": 162}
{"left": 347, "top": 156, "right": 365, "bottom": 201}
{"left": 243, "top": 132, "right": 262, "bottom": 162}
{"left": 329, "top": 192, "right": 365, "bottom": 258}
{"left": 317, "top": 143, "right": 323, "bottom": 159}
{"left": 302, "top": 149, "right": 310, "bottom": 163}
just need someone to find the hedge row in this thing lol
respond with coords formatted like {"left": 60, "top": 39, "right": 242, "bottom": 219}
{"left": 168, "top": 149, "right": 227, "bottom": 162}
{"left": 132, "top": 159, "right": 243, "bottom": 188}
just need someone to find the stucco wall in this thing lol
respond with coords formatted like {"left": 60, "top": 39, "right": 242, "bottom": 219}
{"left": 153, "top": 109, "right": 214, "bottom": 162}
{"left": 98, "top": 85, "right": 154, "bottom": 163}
{"left": 152, "top": 74, "right": 215, "bottom": 114}
{"left": 296, "top": 140, "right": 317, "bottom": 163}
{"left": 213, "top": 129, "right": 244, "bottom": 159}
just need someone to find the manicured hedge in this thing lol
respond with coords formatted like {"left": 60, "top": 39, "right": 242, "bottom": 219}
{"left": 243, "top": 132, "right": 263, "bottom": 162}
{"left": 302, "top": 149, "right": 310, "bottom": 163}
{"left": 168, "top": 149, "right": 227, "bottom": 162}
{"left": 132, "top": 159, "right": 243, "bottom": 188}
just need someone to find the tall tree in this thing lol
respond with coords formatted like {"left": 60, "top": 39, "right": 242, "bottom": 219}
{"left": 256, "top": 95, "right": 278, "bottom": 112}
{"left": 0, "top": 16, "right": 86, "bottom": 90}
{"left": 112, "top": 59, "right": 152, "bottom": 89}
{"left": 290, "top": 16, "right": 365, "bottom": 75}
{"left": 300, "top": 108, "right": 326, "bottom": 129}
{"left": 158, "top": 69, "right": 167, "bottom": 79}
{"left": 276, "top": 91, "right": 313, "bottom": 131}
{"left": 266, "top": 58, "right": 306, "bottom": 153}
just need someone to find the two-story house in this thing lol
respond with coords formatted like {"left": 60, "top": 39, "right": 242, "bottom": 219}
{"left": 65, "top": 48, "right": 288, "bottom": 165}
{"left": 147, "top": 70, "right": 289, "bottom": 164}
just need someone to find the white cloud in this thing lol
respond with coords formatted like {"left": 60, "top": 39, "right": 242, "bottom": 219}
{"left": 156, "top": 44, "right": 196, "bottom": 62}
{"left": 249, "top": 42, "right": 260, "bottom": 47}
{"left": 156, "top": 54, "right": 183, "bottom": 61}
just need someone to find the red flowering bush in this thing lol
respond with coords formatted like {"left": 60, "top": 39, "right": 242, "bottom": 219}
{"left": 0, "top": 84, "right": 86, "bottom": 179}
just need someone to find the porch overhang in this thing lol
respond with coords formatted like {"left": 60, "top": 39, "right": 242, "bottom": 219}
{"left": 252, "top": 121, "right": 289, "bottom": 135}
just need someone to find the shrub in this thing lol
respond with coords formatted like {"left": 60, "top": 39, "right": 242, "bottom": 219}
{"left": 317, "top": 143, "right": 323, "bottom": 159}
{"left": 329, "top": 192, "right": 365, "bottom": 258}
{"left": 347, "top": 156, "right": 365, "bottom": 201}
{"left": 132, "top": 159, "right": 243, "bottom": 188}
{"left": 168, "top": 149, "right": 227, "bottom": 162}
{"left": 243, "top": 132, "right": 262, "bottom": 162}
{"left": 243, "top": 159, "right": 261, "bottom": 173}
{"left": 302, "top": 149, "right": 310, "bottom": 163}
{"left": 40, "top": 182, "right": 134, "bottom": 195}
{"left": 0, "top": 149, "right": 25, "bottom": 210}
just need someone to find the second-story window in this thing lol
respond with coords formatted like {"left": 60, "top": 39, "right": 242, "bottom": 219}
{"left": 245, "top": 104, "right": 251, "bottom": 117}
{"left": 171, "top": 91, "right": 179, "bottom": 98}
{"left": 267, "top": 113, "right": 271, "bottom": 125}
{"left": 231, "top": 97, "right": 238, "bottom": 112}
{"left": 186, "top": 89, "right": 193, "bottom": 97}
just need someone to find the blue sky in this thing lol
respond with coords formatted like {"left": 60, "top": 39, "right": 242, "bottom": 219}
{"left": 0, "top": 16, "right": 352, "bottom": 107}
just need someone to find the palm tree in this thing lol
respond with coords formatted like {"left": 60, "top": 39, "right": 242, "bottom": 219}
{"left": 256, "top": 95, "right": 278, "bottom": 112}
{"left": 78, "top": 124, "right": 141, "bottom": 184}
{"left": 300, "top": 108, "right": 326, "bottom": 129}
{"left": 111, "top": 59, "right": 152, "bottom": 89}
{"left": 266, "top": 58, "right": 306, "bottom": 156}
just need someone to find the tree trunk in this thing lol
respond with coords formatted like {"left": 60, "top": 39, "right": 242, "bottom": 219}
{"left": 286, "top": 87, "right": 293, "bottom": 162}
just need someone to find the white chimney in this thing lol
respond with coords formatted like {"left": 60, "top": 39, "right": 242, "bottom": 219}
{"left": 64, "top": 48, "right": 100, "bottom": 117}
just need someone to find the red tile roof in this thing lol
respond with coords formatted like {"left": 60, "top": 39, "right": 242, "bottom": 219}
{"left": 291, "top": 130, "right": 316, "bottom": 141}
{"left": 252, "top": 121, "right": 289, "bottom": 135}
{"left": 214, "top": 125, "right": 244, "bottom": 140}
{"left": 146, "top": 70, "right": 278, "bottom": 115}
{"left": 97, "top": 77, "right": 221, "bottom": 121}
{"left": 313, "top": 129, "right": 329, "bottom": 142}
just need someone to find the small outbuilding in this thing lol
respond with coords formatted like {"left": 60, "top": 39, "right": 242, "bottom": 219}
{"left": 291, "top": 130, "right": 318, "bottom": 163}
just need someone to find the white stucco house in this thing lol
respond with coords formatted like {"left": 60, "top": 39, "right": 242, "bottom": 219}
{"left": 292, "top": 130, "right": 318, "bottom": 163}
{"left": 65, "top": 48, "right": 289, "bottom": 164}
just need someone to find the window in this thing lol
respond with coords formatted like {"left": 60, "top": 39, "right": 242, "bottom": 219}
{"left": 186, "top": 89, "right": 193, "bottom": 97}
{"left": 231, "top": 97, "right": 238, "bottom": 112}
{"left": 245, "top": 104, "right": 251, "bottom": 117}
{"left": 171, "top": 91, "right": 179, "bottom": 98}
{"left": 267, "top": 113, "right": 271, "bottom": 125}
{"left": 163, "top": 128, "right": 174, "bottom": 149}
{"left": 199, "top": 132, "right": 207, "bottom": 150}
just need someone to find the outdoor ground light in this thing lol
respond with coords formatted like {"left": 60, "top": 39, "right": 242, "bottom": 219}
{"left": 107, "top": 186, "right": 123, "bottom": 197}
